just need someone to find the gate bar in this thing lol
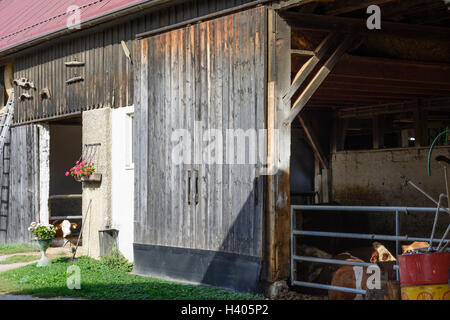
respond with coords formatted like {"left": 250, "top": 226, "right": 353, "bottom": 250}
{"left": 294, "top": 230, "right": 448, "bottom": 243}
{"left": 291, "top": 205, "right": 449, "bottom": 214}
{"left": 294, "top": 255, "right": 377, "bottom": 267}
{"left": 293, "top": 281, "right": 366, "bottom": 295}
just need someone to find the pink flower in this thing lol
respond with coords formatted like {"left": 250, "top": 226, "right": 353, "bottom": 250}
{"left": 65, "top": 172, "right": 70, "bottom": 176}
{"left": 76, "top": 161, "right": 79, "bottom": 165}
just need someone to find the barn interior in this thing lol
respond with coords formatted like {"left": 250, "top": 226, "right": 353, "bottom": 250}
{"left": 281, "top": 0, "right": 450, "bottom": 294}
{"left": 48, "top": 116, "right": 82, "bottom": 246}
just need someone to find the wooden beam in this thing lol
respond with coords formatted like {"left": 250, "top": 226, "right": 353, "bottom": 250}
{"left": 414, "top": 101, "right": 428, "bottom": 147}
{"left": 318, "top": 81, "right": 450, "bottom": 96}
{"left": 291, "top": 49, "right": 315, "bottom": 56}
{"left": 264, "top": 9, "right": 292, "bottom": 286}
{"left": 284, "top": 36, "right": 355, "bottom": 126}
{"left": 273, "top": 0, "right": 320, "bottom": 10}
{"left": 279, "top": 12, "right": 450, "bottom": 41}
{"left": 331, "top": 55, "right": 450, "bottom": 86}
{"left": 298, "top": 115, "right": 328, "bottom": 169}
{"left": 282, "top": 32, "right": 337, "bottom": 105}
{"left": 372, "top": 115, "right": 384, "bottom": 149}
{"left": 324, "top": 0, "right": 395, "bottom": 15}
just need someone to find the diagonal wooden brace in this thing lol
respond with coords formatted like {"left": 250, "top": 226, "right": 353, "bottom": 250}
{"left": 298, "top": 115, "right": 328, "bottom": 169}
{"left": 282, "top": 32, "right": 337, "bottom": 105}
{"left": 283, "top": 35, "right": 355, "bottom": 127}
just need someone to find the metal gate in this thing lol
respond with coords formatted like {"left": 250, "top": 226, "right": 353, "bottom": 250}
{"left": 290, "top": 205, "right": 449, "bottom": 296}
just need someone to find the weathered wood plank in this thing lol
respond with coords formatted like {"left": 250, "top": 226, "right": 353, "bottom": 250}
{"left": 135, "top": 7, "right": 266, "bottom": 257}
{"left": 5, "top": 125, "right": 39, "bottom": 243}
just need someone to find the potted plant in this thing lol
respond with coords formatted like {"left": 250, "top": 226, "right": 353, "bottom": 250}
{"left": 65, "top": 158, "right": 102, "bottom": 182}
{"left": 28, "top": 222, "right": 57, "bottom": 267}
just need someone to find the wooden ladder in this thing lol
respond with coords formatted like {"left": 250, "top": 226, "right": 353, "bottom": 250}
{"left": 0, "top": 89, "right": 13, "bottom": 238}
{"left": 0, "top": 89, "right": 14, "bottom": 155}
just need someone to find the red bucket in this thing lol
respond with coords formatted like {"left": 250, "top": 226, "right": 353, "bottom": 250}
{"left": 398, "top": 252, "right": 450, "bottom": 300}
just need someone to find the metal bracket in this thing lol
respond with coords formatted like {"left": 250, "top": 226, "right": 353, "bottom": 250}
{"left": 65, "top": 61, "right": 85, "bottom": 67}
{"left": 66, "top": 76, "right": 84, "bottom": 85}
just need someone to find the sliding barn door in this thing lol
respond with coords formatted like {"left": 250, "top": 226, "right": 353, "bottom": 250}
{"left": 193, "top": 12, "right": 265, "bottom": 257}
{"left": 4, "top": 125, "right": 40, "bottom": 243}
{"left": 134, "top": 7, "right": 266, "bottom": 258}
{"left": 134, "top": 26, "right": 196, "bottom": 249}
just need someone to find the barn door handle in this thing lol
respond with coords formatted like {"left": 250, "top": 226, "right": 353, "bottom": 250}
{"left": 194, "top": 170, "right": 199, "bottom": 205}
{"left": 187, "top": 170, "right": 192, "bottom": 205}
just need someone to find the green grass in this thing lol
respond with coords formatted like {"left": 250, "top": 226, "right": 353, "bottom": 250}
{"left": 0, "top": 243, "right": 37, "bottom": 255}
{"left": 0, "top": 254, "right": 39, "bottom": 265}
{"left": 0, "top": 256, "right": 264, "bottom": 300}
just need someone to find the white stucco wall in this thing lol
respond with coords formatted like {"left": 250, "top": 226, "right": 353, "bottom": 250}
{"left": 38, "top": 124, "right": 50, "bottom": 224}
{"left": 82, "top": 108, "right": 113, "bottom": 258}
{"left": 111, "top": 106, "right": 134, "bottom": 261}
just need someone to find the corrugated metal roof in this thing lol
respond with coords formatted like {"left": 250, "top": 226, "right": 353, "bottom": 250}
{"left": 0, "top": 0, "right": 150, "bottom": 54}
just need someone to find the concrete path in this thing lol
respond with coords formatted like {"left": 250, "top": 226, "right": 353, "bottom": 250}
{"left": 0, "top": 252, "right": 41, "bottom": 272}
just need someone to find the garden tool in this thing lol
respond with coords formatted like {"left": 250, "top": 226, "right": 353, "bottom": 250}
{"left": 400, "top": 175, "right": 450, "bottom": 215}
{"left": 435, "top": 156, "right": 450, "bottom": 209}
{"left": 436, "top": 223, "right": 450, "bottom": 252}
{"left": 71, "top": 199, "right": 92, "bottom": 261}
{"left": 428, "top": 194, "right": 447, "bottom": 252}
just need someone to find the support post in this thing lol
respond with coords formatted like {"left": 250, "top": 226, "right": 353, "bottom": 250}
{"left": 264, "top": 8, "right": 291, "bottom": 286}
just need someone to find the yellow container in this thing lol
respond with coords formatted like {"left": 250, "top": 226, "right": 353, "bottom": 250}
{"left": 401, "top": 284, "right": 450, "bottom": 300}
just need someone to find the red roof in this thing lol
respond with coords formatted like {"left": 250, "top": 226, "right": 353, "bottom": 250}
{"left": 0, "top": 0, "right": 149, "bottom": 54}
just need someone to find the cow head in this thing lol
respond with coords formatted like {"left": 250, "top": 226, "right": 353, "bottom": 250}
{"left": 372, "top": 242, "right": 396, "bottom": 262}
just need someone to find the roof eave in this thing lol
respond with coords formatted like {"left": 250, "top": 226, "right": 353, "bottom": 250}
{"left": 0, "top": 0, "right": 175, "bottom": 60}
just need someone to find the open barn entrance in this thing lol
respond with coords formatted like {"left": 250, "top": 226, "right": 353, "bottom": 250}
{"left": 48, "top": 116, "right": 82, "bottom": 247}
{"left": 278, "top": 0, "right": 450, "bottom": 297}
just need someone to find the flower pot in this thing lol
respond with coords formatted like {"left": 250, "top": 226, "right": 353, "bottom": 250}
{"left": 33, "top": 238, "right": 53, "bottom": 267}
{"left": 74, "top": 173, "right": 102, "bottom": 183}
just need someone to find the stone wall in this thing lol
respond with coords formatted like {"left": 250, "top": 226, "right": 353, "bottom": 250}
{"left": 331, "top": 146, "right": 450, "bottom": 237}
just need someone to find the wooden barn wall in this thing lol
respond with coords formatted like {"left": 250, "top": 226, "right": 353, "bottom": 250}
{"left": 12, "top": 0, "right": 257, "bottom": 124}
{"left": 0, "top": 125, "right": 40, "bottom": 243}
{"left": 0, "top": 127, "right": 10, "bottom": 243}
{"left": 134, "top": 7, "right": 266, "bottom": 257}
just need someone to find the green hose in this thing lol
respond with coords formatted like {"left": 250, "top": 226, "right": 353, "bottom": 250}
{"left": 427, "top": 129, "right": 450, "bottom": 176}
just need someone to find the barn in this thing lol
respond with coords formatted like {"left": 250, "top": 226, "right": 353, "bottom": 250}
{"left": 0, "top": 0, "right": 449, "bottom": 297}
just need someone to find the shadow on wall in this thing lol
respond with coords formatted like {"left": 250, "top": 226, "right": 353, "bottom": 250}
{"left": 200, "top": 184, "right": 262, "bottom": 293}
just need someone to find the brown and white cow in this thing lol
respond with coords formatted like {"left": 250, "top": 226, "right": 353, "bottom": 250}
{"left": 328, "top": 242, "right": 396, "bottom": 300}
{"left": 54, "top": 220, "right": 78, "bottom": 239}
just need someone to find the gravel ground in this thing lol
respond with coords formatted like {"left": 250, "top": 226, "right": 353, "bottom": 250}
{"left": 0, "top": 247, "right": 72, "bottom": 273}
